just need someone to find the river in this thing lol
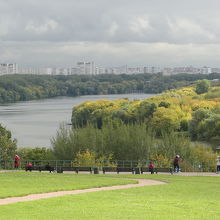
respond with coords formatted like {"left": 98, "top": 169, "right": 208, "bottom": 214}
{"left": 0, "top": 94, "right": 155, "bottom": 148}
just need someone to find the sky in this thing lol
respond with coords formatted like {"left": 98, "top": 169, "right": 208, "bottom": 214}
{"left": 1, "top": 0, "right": 220, "bottom": 68}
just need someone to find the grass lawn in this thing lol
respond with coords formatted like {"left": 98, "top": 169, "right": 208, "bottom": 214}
{"left": 0, "top": 173, "right": 220, "bottom": 220}
{"left": 0, "top": 172, "right": 136, "bottom": 198}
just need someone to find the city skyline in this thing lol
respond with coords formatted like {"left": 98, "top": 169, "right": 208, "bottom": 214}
{"left": 0, "top": 61, "right": 217, "bottom": 76}
{"left": 1, "top": 1, "right": 220, "bottom": 67}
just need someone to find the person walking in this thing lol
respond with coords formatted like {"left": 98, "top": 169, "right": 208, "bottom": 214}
{"left": 173, "top": 155, "right": 180, "bottom": 173}
{"left": 14, "top": 155, "right": 20, "bottom": 169}
{"left": 216, "top": 156, "right": 220, "bottom": 174}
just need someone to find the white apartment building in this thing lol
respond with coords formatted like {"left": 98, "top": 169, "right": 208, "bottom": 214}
{"left": 18, "top": 67, "right": 46, "bottom": 75}
{"left": 200, "top": 67, "right": 212, "bottom": 74}
{"left": 127, "top": 67, "right": 144, "bottom": 74}
{"left": 105, "top": 65, "right": 127, "bottom": 74}
{"left": 71, "top": 67, "right": 78, "bottom": 75}
{"left": 85, "top": 62, "right": 96, "bottom": 75}
{"left": 18, "top": 67, "right": 72, "bottom": 75}
{"left": 76, "top": 61, "right": 96, "bottom": 75}
{"left": 0, "top": 63, "right": 18, "bottom": 75}
{"left": 162, "top": 66, "right": 212, "bottom": 75}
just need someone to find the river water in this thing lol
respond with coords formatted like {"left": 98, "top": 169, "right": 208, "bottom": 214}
{"left": 0, "top": 94, "right": 154, "bottom": 148}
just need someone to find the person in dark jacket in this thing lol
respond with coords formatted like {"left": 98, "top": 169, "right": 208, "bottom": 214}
{"left": 173, "top": 155, "right": 180, "bottom": 173}
{"left": 45, "top": 163, "right": 54, "bottom": 173}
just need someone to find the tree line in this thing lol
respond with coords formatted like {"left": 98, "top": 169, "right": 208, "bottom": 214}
{"left": 0, "top": 73, "right": 219, "bottom": 103}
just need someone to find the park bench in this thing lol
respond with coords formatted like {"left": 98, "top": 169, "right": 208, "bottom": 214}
{"left": 25, "top": 165, "right": 55, "bottom": 173}
{"left": 102, "top": 167, "right": 117, "bottom": 174}
{"left": 59, "top": 166, "right": 93, "bottom": 174}
{"left": 102, "top": 167, "right": 134, "bottom": 174}
{"left": 140, "top": 167, "right": 173, "bottom": 174}
{"left": 117, "top": 167, "right": 134, "bottom": 174}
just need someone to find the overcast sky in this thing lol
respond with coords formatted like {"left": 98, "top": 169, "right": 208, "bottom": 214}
{"left": 1, "top": 0, "right": 220, "bottom": 67}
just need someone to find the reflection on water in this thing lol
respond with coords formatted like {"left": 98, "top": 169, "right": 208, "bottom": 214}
{"left": 0, "top": 94, "right": 154, "bottom": 148}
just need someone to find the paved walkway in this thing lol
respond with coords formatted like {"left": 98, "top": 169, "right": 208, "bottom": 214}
{"left": 0, "top": 179, "right": 165, "bottom": 205}
{"left": 170, "top": 172, "right": 220, "bottom": 176}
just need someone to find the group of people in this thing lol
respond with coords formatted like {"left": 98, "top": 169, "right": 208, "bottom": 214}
{"left": 148, "top": 155, "right": 220, "bottom": 174}
{"left": 14, "top": 155, "right": 52, "bottom": 172}
{"left": 148, "top": 155, "right": 181, "bottom": 174}
{"left": 14, "top": 155, "right": 33, "bottom": 170}
{"left": 172, "top": 155, "right": 220, "bottom": 174}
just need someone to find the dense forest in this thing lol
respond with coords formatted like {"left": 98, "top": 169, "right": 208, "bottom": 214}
{"left": 0, "top": 73, "right": 219, "bottom": 103}
{"left": 71, "top": 80, "right": 220, "bottom": 144}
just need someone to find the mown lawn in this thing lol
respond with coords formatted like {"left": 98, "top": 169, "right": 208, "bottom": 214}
{"left": 0, "top": 173, "right": 220, "bottom": 220}
{"left": 0, "top": 172, "right": 136, "bottom": 198}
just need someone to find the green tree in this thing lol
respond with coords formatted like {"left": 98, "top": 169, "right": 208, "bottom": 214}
{"left": 195, "top": 80, "right": 211, "bottom": 94}
{"left": 17, "top": 147, "right": 54, "bottom": 160}
{"left": 0, "top": 124, "right": 17, "bottom": 160}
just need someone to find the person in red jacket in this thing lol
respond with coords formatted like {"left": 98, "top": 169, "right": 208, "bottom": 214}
{"left": 148, "top": 161, "right": 155, "bottom": 174}
{"left": 14, "top": 155, "right": 20, "bottom": 168}
{"left": 25, "top": 162, "right": 33, "bottom": 171}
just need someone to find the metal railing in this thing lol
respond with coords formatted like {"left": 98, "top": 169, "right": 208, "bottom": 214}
{"left": 0, "top": 159, "right": 216, "bottom": 172}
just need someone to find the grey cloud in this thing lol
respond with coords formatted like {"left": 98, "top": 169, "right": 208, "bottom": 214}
{"left": 0, "top": 0, "right": 220, "bottom": 43}
{"left": 1, "top": 0, "right": 220, "bottom": 67}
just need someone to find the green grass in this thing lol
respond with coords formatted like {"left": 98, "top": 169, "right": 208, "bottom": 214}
{"left": 0, "top": 173, "right": 220, "bottom": 220}
{"left": 0, "top": 172, "right": 136, "bottom": 198}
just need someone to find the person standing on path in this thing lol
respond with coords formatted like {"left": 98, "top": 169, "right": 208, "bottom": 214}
{"left": 14, "top": 155, "right": 20, "bottom": 169}
{"left": 173, "top": 155, "right": 180, "bottom": 173}
{"left": 216, "top": 156, "right": 220, "bottom": 174}
{"left": 148, "top": 161, "right": 155, "bottom": 174}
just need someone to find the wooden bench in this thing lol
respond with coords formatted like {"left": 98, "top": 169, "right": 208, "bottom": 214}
{"left": 25, "top": 165, "right": 55, "bottom": 173}
{"left": 140, "top": 167, "right": 173, "bottom": 174}
{"left": 102, "top": 167, "right": 117, "bottom": 174}
{"left": 60, "top": 167, "right": 93, "bottom": 174}
{"left": 156, "top": 167, "right": 173, "bottom": 174}
{"left": 117, "top": 167, "right": 134, "bottom": 174}
{"left": 102, "top": 167, "right": 134, "bottom": 174}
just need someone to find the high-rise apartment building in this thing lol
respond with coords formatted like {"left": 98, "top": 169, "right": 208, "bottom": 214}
{"left": 0, "top": 63, "right": 18, "bottom": 75}
{"left": 76, "top": 61, "right": 96, "bottom": 75}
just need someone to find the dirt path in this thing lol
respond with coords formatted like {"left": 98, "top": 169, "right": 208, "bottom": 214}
{"left": 0, "top": 179, "right": 166, "bottom": 205}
